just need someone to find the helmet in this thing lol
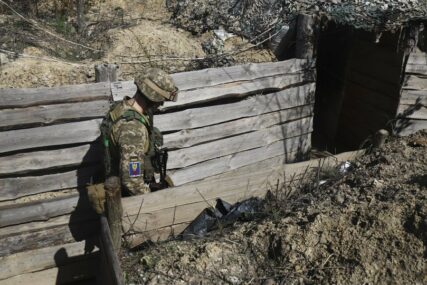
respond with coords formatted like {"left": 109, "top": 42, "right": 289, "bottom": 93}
{"left": 135, "top": 68, "right": 178, "bottom": 102}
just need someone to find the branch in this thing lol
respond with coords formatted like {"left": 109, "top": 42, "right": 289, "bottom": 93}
{"left": 0, "top": 0, "right": 103, "bottom": 53}
{"left": 0, "top": 48, "right": 84, "bottom": 66}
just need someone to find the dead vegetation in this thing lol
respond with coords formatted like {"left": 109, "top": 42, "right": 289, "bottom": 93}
{"left": 121, "top": 131, "right": 427, "bottom": 285}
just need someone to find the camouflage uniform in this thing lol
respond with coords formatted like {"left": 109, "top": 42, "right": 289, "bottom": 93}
{"left": 102, "top": 68, "right": 177, "bottom": 195}
{"left": 105, "top": 98, "right": 152, "bottom": 195}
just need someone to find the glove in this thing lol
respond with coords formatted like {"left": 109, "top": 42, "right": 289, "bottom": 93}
{"left": 86, "top": 183, "right": 106, "bottom": 214}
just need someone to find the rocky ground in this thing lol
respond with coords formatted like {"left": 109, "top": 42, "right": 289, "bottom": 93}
{"left": 121, "top": 131, "right": 427, "bottom": 285}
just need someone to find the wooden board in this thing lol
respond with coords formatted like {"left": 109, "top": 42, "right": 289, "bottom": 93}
{"left": 0, "top": 166, "right": 102, "bottom": 201}
{"left": 122, "top": 150, "right": 362, "bottom": 225}
{"left": 400, "top": 90, "right": 427, "bottom": 106}
{"left": 0, "top": 120, "right": 102, "bottom": 154}
{"left": 0, "top": 143, "right": 102, "bottom": 176}
{"left": 0, "top": 253, "right": 99, "bottom": 285}
{"left": 113, "top": 73, "right": 314, "bottom": 110}
{"left": 0, "top": 241, "right": 99, "bottom": 280}
{"left": 162, "top": 73, "right": 314, "bottom": 110}
{"left": 0, "top": 100, "right": 108, "bottom": 131}
{"left": 155, "top": 83, "right": 316, "bottom": 132}
{"left": 407, "top": 53, "right": 427, "bottom": 65}
{"left": 406, "top": 64, "right": 427, "bottom": 75}
{"left": 0, "top": 82, "right": 110, "bottom": 109}
{"left": 110, "top": 59, "right": 312, "bottom": 100}
{"left": 0, "top": 218, "right": 99, "bottom": 256}
{"left": 0, "top": 195, "right": 81, "bottom": 227}
{"left": 403, "top": 75, "right": 427, "bottom": 90}
{"left": 170, "top": 59, "right": 311, "bottom": 90}
{"left": 167, "top": 117, "right": 313, "bottom": 169}
{"left": 168, "top": 133, "right": 311, "bottom": 186}
{"left": 395, "top": 119, "right": 427, "bottom": 136}
{"left": 164, "top": 105, "right": 313, "bottom": 149}
{"left": 397, "top": 106, "right": 427, "bottom": 119}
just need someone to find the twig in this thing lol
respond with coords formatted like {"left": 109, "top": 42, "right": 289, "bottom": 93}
{"left": 0, "top": 0, "right": 103, "bottom": 53}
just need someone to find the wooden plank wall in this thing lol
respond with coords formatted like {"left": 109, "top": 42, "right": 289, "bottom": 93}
{"left": 0, "top": 59, "right": 316, "bottom": 283}
{"left": 395, "top": 51, "right": 427, "bottom": 135}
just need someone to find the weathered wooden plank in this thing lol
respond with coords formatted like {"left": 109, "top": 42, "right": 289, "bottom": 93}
{"left": 99, "top": 216, "right": 124, "bottom": 285}
{"left": 0, "top": 166, "right": 102, "bottom": 201}
{"left": 0, "top": 254, "right": 99, "bottom": 285}
{"left": 295, "top": 14, "right": 315, "bottom": 59}
{"left": 0, "top": 82, "right": 111, "bottom": 109}
{"left": 0, "top": 195, "right": 81, "bottom": 227}
{"left": 407, "top": 53, "right": 427, "bottom": 65}
{"left": 400, "top": 90, "right": 427, "bottom": 106}
{"left": 111, "top": 59, "right": 311, "bottom": 100}
{"left": 0, "top": 143, "right": 102, "bottom": 176}
{"left": 122, "top": 150, "right": 362, "bottom": 222}
{"left": 0, "top": 241, "right": 99, "bottom": 280}
{"left": 168, "top": 133, "right": 311, "bottom": 186}
{"left": 0, "top": 120, "right": 102, "bottom": 154}
{"left": 0, "top": 218, "right": 99, "bottom": 256}
{"left": 0, "top": 101, "right": 108, "bottom": 131}
{"left": 397, "top": 106, "right": 427, "bottom": 119}
{"left": 164, "top": 105, "right": 313, "bottom": 149}
{"left": 167, "top": 117, "right": 313, "bottom": 169}
{"left": 171, "top": 59, "right": 311, "bottom": 90}
{"left": 406, "top": 64, "right": 427, "bottom": 75}
{"left": 395, "top": 119, "right": 427, "bottom": 136}
{"left": 113, "top": 73, "right": 314, "bottom": 110}
{"left": 155, "top": 83, "right": 316, "bottom": 132}
{"left": 403, "top": 75, "right": 427, "bottom": 90}
{"left": 162, "top": 72, "right": 314, "bottom": 110}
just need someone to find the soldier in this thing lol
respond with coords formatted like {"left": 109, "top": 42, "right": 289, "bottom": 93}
{"left": 101, "top": 68, "right": 178, "bottom": 196}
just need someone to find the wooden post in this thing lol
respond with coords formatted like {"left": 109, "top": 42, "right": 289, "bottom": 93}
{"left": 104, "top": 176, "right": 123, "bottom": 252}
{"left": 95, "top": 64, "right": 118, "bottom": 82}
{"left": 295, "top": 14, "right": 315, "bottom": 59}
{"left": 99, "top": 216, "right": 125, "bottom": 285}
{"left": 95, "top": 66, "right": 122, "bottom": 252}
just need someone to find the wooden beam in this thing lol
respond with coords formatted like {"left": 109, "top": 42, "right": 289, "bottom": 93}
{"left": 110, "top": 60, "right": 311, "bottom": 100}
{"left": 0, "top": 195, "right": 84, "bottom": 227}
{"left": 113, "top": 73, "right": 315, "bottom": 110}
{"left": 403, "top": 75, "right": 427, "bottom": 90}
{"left": 0, "top": 101, "right": 108, "bottom": 131}
{"left": 155, "top": 83, "right": 316, "bottom": 132}
{"left": 407, "top": 53, "right": 427, "bottom": 65}
{"left": 0, "top": 217, "right": 99, "bottom": 256}
{"left": 121, "top": 150, "right": 363, "bottom": 246}
{"left": 164, "top": 105, "right": 313, "bottom": 149}
{"left": 0, "top": 166, "right": 103, "bottom": 201}
{"left": 0, "top": 143, "right": 102, "bottom": 176}
{"left": 167, "top": 117, "right": 313, "bottom": 169}
{"left": 168, "top": 133, "right": 312, "bottom": 186}
{"left": 0, "top": 120, "right": 102, "bottom": 154}
{"left": 162, "top": 73, "right": 314, "bottom": 110}
{"left": 406, "top": 64, "right": 427, "bottom": 75}
{"left": 95, "top": 64, "right": 118, "bottom": 82}
{"left": 400, "top": 90, "right": 427, "bottom": 106}
{"left": 295, "top": 14, "right": 315, "bottom": 59}
{"left": 0, "top": 82, "right": 110, "bottom": 109}
{"left": 0, "top": 241, "right": 99, "bottom": 280}
{"left": 170, "top": 59, "right": 311, "bottom": 90}
{"left": 0, "top": 253, "right": 99, "bottom": 285}
{"left": 99, "top": 216, "right": 124, "bottom": 285}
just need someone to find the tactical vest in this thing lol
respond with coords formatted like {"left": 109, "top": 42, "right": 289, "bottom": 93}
{"left": 101, "top": 100, "right": 162, "bottom": 183}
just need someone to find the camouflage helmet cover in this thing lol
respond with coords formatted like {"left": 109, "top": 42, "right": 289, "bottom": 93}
{"left": 135, "top": 68, "right": 178, "bottom": 102}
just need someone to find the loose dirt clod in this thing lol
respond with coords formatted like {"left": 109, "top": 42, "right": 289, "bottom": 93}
{"left": 122, "top": 131, "right": 427, "bottom": 285}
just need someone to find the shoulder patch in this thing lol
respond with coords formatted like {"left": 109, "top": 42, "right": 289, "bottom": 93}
{"left": 129, "top": 160, "right": 141, "bottom": 178}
